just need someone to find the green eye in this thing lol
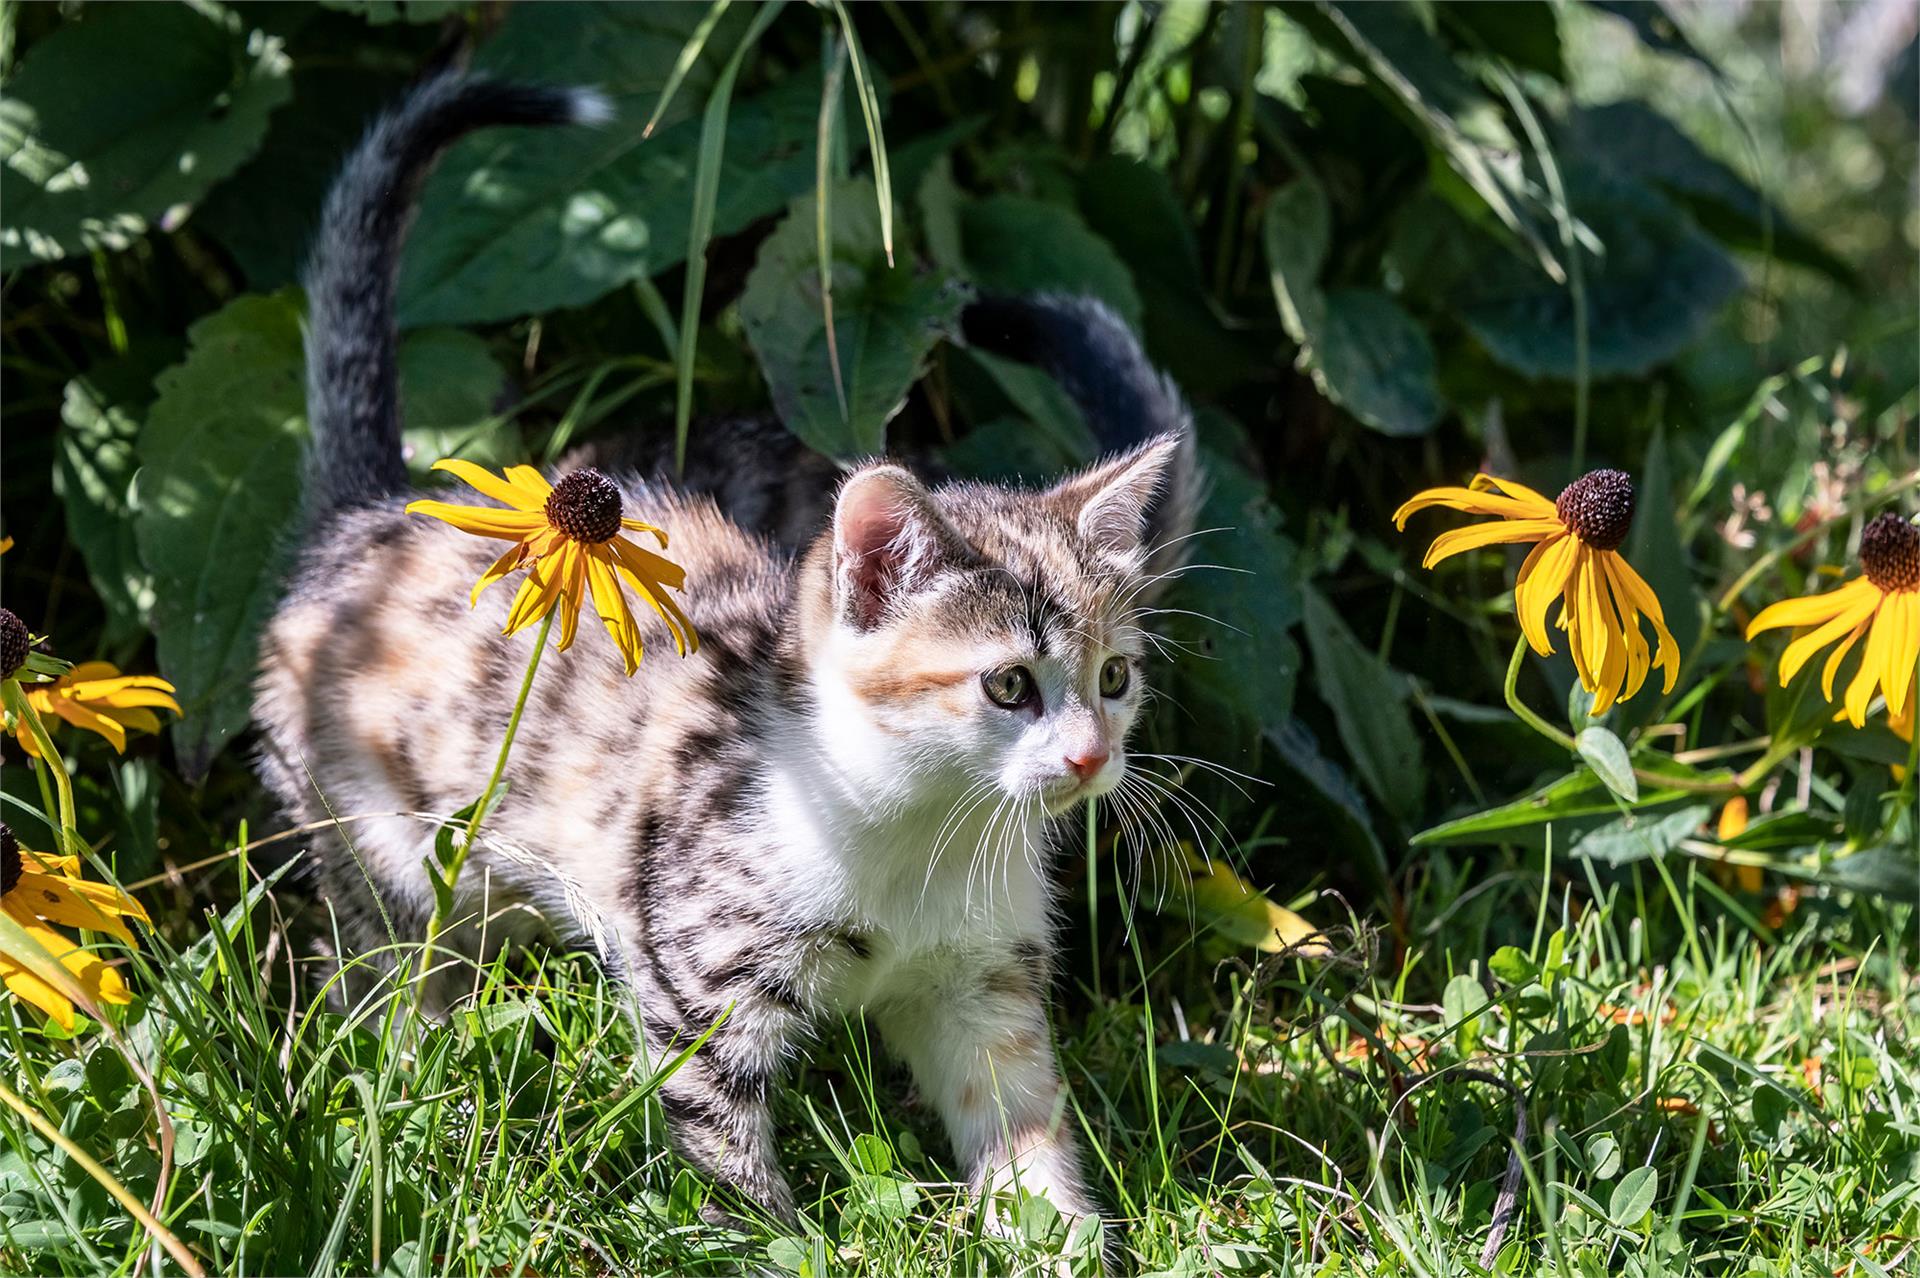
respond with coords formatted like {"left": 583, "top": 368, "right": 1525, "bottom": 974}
{"left": 982, "top": 666, "right": 1035, "bottom": 709}
{"left": 1099, "top": 656, "right": 1130, "bottom": 697}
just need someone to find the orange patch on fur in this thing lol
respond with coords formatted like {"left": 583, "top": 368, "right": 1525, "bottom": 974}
{"left": 850, "top": 666, "right": 974, "bottom": 704}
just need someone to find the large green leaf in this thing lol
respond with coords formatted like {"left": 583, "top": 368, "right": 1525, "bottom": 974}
{"left": 1285, "top": 0, "right": 1559, "bottom": 279}
{"left": 0, "top": 3, "right": 292, "bottom": 269}
{"left": 134, "top": 294, "right": 310, "bottom": 779}
{"left": 1411, "top": 762, "right": 1719, "bottom": 849}
{"left": 1263, "top": 176, "right": 1441, "bottom": 436}
{"left": 396, "top": 5, "right": 849, "bottom": 327}
{"left": 1437, "top": 2, "right": 1564, "bottom": 81}
{"left": 196, "top": 61, "right": 412, "bottom": 290}
{"left": 1454, "top": 166, "right": 1744, "bottom": 379}
{"left": 740, "top": 181, "right": 960, "bottom": 459}
{"left": 959, "top": 195, "right": 1143, "bottom": 331}
{"left": 1302, "top": 586, "right": 1425, "bottom": 824}
{"left": 1570, "top": 805, "right": 1711, "bottom": 866}
{"left": 1160, "top": 438, "right": 1303, "bottom": 739}
{"left": 1560, "top": 101, "right": 1853, "bottom": 285}
{"left": 133, "top": 295, "right": 510, "bottom": 776}
{"left": 55, "top": 345, "right": 179, "bottom": 643}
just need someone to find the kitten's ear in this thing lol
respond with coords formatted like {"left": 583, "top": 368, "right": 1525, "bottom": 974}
{"left": 1049, "top": 433, "right": 1182, "bottom": 557}
{"left": 832, "top": 465, "right": 970, "bottom": 629}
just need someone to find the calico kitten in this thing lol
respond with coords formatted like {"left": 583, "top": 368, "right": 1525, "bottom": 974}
{"left": 255, "top": 71, "right": 1198, "bottom": 1229}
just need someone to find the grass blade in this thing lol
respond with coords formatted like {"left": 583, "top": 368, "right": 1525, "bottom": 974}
{"left": 673, "top": 0, "right": 788, "bottom": 475}
{"left": 831, "top": 0, "right": 894, "bottom": 266}
{"left": 641, "top": 0, "right": 734, "bottom": 139}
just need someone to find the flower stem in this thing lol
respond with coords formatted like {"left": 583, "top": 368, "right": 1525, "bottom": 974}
{"left": 0, "top": 1076, "right": 206, "bottom": 1277}
{"left": 1503, "top": 638, "right": 1576, "bottom": 751}
{"left": 1502, "top": 639, "right": 1776, "bottom": 796}
{"left": 419, "top": 608, "right": 553, "bottom": 986}
{"left": 3, "top": 680, "right": 80, "bottom": 857}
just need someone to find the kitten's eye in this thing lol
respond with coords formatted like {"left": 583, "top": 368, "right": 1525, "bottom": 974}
{"left": 1099, "top": 656, "right": 1130, "bottom": 698}
{"left": 982, "top": 665, "right": 1035, "bottom": 710}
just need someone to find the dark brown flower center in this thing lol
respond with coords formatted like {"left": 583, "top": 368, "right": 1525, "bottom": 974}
{"left": 0, "top": 823, "right": 19, "bottom": 898}
{"left": 1860, "top": 511, "right": 1920, "bottom": 592}
{"left": 1556, "top": 469, "right": 1636, "bottom": 551}
{"left": 0, "top": 608, "right": 26, "bottom": 681}
{"left": 544, "top": 468, "right": 623, "bottom": 544}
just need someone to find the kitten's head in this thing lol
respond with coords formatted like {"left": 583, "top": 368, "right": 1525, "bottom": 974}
{"left": 803, "top": 436, "right": 1181, "bottom": 816}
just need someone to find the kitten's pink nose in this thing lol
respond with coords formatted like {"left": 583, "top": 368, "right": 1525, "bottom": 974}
{"left": 1065, "top": 749, "right": 1109, "bottom": 781}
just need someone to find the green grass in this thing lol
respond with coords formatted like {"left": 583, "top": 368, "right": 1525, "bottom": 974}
{"left": 2, "top": 817, "right": 1915, "bottom": 1277}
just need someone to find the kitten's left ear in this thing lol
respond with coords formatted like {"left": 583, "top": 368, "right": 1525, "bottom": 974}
{"left": 1048, "top": 433, "right": 1182, "bottom": 556}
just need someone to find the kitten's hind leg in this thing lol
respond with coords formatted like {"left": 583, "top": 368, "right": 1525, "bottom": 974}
{"left": 628, "top": 963, "right": 803, "bottom": 1226}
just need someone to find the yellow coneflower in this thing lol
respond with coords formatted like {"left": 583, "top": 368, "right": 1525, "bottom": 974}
{"left": 0, "top": 822, "right": 147, "bottom": 1030}
{"left": 14, "top": 662, "right": 180, "bottom": 758}
{"left": 1394, "top": 469, "right": 1680, "bottom": 714}
{"left": 406, "top": 461, "right": 697, "bottom": 676}
{"left": 1746, "top": 512, "right": 1919, "bottom": 728}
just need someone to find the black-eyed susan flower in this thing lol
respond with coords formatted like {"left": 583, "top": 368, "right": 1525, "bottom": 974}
{"left": 0, "top": 607, "right": 26, "bottom": 682}
{"left": 0, "top": 822, "right": 147, "bottom": 1030}
{"left": 405, "top": 461, "right": 697, "bottom": 676}
{"left": 1746, "top": 511, "right": 1919, "bottom": 728}
{"left": 13, "top": 662, "right": 180, "bottom": 759}
{"left": 1394, "top": 469, "right": 1679, "bottom": 714}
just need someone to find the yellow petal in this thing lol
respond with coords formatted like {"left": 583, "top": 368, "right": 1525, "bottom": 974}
{"left": 551, "top": 544, "right": 587, "bottom": 654}
{"left": 502, "top": 560, "right": 564, "bottom": 637}
{"left": 65, "top": 662, "right": 124, "bottom": 682}
{"left": 586, "top": 554, "right": 643, "bottom": 676}
{"left": 1777, "top": 588, "right": 1880, "bottom": 687}
{"left": 610, "top": 540, "right": 698, "bottom": 655}
{"left": 405, "top": 501, "right": 546, "bottom": 541}
{"left": 0, "top": 956, "right": 76, "bottom": 1029}
{"left": 1821, "top": 621, "right": 1869, "bottom": 701}
{"left": 18, "top": 917, "right": 128, "bottom": 1008}
{"left": 431, "top": 459, "right": 547, "bottom": 511}
{"left": 608, "top": 535, "right": 688, "bottom": 590}
{"left": 502, "top": 465, "right": 554, "bottom": 500}
{"left": 14, "top": 872, "right": 139, "bottom": 944}
{"left": 1606, "top": 553, "right": 1680, "bottom": 693}
{"left": 51, "top": 699, "right": 128, "bottom": 752}
{"left": 21, "top": 847, "right": 81, "bottom": 877}
{"left": 471, "top": 542, "right": 532, "bottom": 607}
{"left": 1745, "top": 577, "right": 1874, "bottom": 638}
{"left": 1468, "top": 472, "right": 1559, "bottom": 513}
{"left": 1575, "top": 550, "right": 1613, "bottom": 696}
{"left": 1420, "top": 518, "right": 1564, "bottom": 570}
{"left": 1514, "top": 533, "right": 1576, "bottom": 657}
{"left": 1599, "top": 555, "right": 1653, "bottom": 702}
{"left": 1882, "top": 591, "right": 1918, "bottom": 720}
{"left": 620, "top": 517, "right": 670, "bottom": 548}
{"left": 1845, "top": 603, "right": 1893, "bottom": 727}
{"left": 1392, "top": 486, "right": 1558, "bottom": 530}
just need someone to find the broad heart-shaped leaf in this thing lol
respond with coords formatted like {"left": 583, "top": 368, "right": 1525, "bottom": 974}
{"left": 135, "top": 293, "right": 309, "bottom": 778}
{"left": 134, "top": 293, "right": 510, "bottom": 776}
{"left": 397, "top": 7, "right": 846, "bottom": 329}
{"left": 0, "top": 3, "right": 291, "bottom": 268}
{"left": 1411, "top": 760, "right": 1725, "bottom": 850}
{"left": 1455, "top": 165, "right": 1744, "bottom": 380}
{"left": 56, "top": 345, "right": 179, "bottom": 643}
{"left": 1302, "top": 586, "right": 1427, "bottom": 825}
{"left": 1315, "top": 288, "right": 1443, "bottom": 437}
{"left": 1263, "top": 177, "right": 1440, "bottom": 436}
{"left": 958, "top": 195, "right": 1143, "bottom": 332}
{"left": 1609, "top": 1165, "right": 1660, "bottom": 1228}
{"left": 741, "top": 182, "right": 960, "bottom": 459}
{"left": 1560, "top": 101, "right": 1852, "bottom": 285}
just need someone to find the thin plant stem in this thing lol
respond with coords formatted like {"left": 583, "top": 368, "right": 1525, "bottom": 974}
{"left": 1502, "top": 638, "right": 1796, "bottom": 795}
{"left": 4, "top": 680, "right": 79, "bottom": 856}
{"left": 0, "top": 1076, "right": 206, "bottom": 1277}
{"left": 420, "top": 608, "right": 554, "bottom": 979}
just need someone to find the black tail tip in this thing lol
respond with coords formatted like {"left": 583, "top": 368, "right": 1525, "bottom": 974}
{"left": 959, "top": 294, "right": 1053, "bottom": 361}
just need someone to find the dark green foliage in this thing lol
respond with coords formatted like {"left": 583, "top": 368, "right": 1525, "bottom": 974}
{"left": 1, "top": 3, "right": 1915, "bottom": 1270}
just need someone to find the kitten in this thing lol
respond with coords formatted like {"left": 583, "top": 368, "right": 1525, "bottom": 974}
{"left": 255, "top": 71, "right": 1198, "bottom": 1230}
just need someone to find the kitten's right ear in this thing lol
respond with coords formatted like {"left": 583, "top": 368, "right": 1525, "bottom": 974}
{"left": 832, "top": 466, "right": 969, "bottom": 630}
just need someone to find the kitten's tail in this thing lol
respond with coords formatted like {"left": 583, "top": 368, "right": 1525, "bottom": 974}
{"left": 959, "top": 293, "right": 1202, "bottom": 585}
{"left": 303, "top": 72, "right": 610, "bottom": 516}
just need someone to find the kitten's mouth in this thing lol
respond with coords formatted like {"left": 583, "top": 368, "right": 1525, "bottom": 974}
{"left": 1042, "top": 775, "right": 1107, "bottom": 812}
